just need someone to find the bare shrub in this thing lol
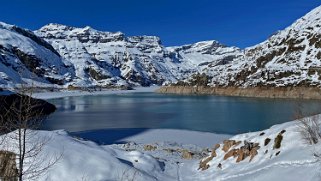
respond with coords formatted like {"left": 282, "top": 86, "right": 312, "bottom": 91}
{"left": 294, "top": 100, "right": 321, "bottom": 145}
{"left": 297, "top": 115, "right": 321, "bottom": 144}
{"left": 0, "top": 84, "right": 61, "bottom": 181}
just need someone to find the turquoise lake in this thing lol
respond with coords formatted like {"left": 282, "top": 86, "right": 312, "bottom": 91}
{"left": 44, "top": 93, "right": 321, "bottom": 135}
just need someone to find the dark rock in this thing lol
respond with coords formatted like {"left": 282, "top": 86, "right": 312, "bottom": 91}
{"left": 190, "top": 73, "right": 211, "bottom": 87}
{"left": 0, "top": 93, "right": 56, "bottom": 133}
{"left": 235, "top": 141, "right": 260, "bottom": 163}
{"left": 12, "top": 48, "right": 44, "bottom": 77}
{"left": 264, "top": 138, "right": 271, "bottom": 146}
{"left": 317, "top": 52, "right": 321, "bottom": 60}
{"left": 46, "top": 77, "right": 64, "bottom": 85}
{"left": 84, "top": 67, "right": 110, "bottom": 80}
{"left": 273, "top": 134, "right": 283, "bottom": 149}
{"left": 217, "top": 163, "right": 222, "bottom": 169}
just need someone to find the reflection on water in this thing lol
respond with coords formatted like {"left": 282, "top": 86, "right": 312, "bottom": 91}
{"left": 43, "top": 93, "right": 321, "bottom": 134}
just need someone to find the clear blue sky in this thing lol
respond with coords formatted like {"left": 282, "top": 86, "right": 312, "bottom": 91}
{"left": 0, "top": 0, "right": 320, "bottom": 48}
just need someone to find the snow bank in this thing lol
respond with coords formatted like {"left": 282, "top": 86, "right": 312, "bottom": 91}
{"left": 73, "top": 128, "right": 231, "bottom": 148}
{"left": 120, "top": 129, "right": 231, "bottom": 148}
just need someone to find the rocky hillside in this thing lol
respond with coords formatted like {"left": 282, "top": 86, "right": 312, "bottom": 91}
{"left": 239, "top": 5, "right": 321, "bottom": 87}
{"left": 185, "top": 5, "right": 321, "bottom": 88}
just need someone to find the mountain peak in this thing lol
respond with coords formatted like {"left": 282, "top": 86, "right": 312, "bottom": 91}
{"left": 0, "top": 21, "right": 14, "bottom": 30}
{"left": 289, "top": 5, "right": 321, "bottom": 32}
{"left": 40, "top": 23, "right": 74, "bottom": 31}
{"left": 36, "top": 24, "right": 125, "bottom": 43}
{"left": 39, "top": 23, "right": 123, "bottom": 36}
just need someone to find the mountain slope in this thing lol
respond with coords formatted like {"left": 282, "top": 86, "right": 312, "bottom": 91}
{"left": 198, "top": 5, "right": 321, "bottom": 87}
{"left": 0, "top": 22, "right": 74, "bottom": 88}
{"left": 239, "top": 5, "right": 321, "bottom": 87}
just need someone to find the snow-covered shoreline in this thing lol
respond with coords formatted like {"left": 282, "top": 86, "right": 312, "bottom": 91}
{"left": 72, "top": 128, "right": 231, "bottom": 148}
{"left": 2, "top": 117, "right": 320, "bottom": 181}
{"left": 32, "top": 86, "right": 159, "bottom": 99}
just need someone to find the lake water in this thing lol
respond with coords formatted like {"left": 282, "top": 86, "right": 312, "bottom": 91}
{"left": 43, "top": 93, "right": 321, "bottom": 135}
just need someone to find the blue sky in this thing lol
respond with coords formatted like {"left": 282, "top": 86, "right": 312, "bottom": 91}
{"left": 0, "top": 0, "right": 320, "bottom": 48}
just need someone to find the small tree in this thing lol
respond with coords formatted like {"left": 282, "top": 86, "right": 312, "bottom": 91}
{"left": 0, "top": 84, "right": 60, "bottom": 180}
{"left": 297, "top": 115, "right": 321, "bottom": 144}
{"left": 294, "top": 99, "right": 321, "bottom": 145}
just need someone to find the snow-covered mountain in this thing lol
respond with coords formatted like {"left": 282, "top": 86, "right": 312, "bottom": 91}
{"left": 0, "top": 5, "right": 321, "bottom": 89}
{"left": 35, "top": 24, "right": 242, "bottom": 88}
{"left": 202, "top": 5, "right": 321, "bottom": 87}
{"left": 0, "top": 22, "right": 74, "bottom": 88}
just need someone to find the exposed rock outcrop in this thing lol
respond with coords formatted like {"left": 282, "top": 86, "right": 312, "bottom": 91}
{"left": 199, "top": 144, "right": 221, "bottom": 170}
{"left": 0, "top": 150, "right": 18, "bottom": 181}
{"left": 273, "top": 132, "right": 284, "bottom": 149}
{"left": 143, "top": 145, "right": 157, "bottom": 151}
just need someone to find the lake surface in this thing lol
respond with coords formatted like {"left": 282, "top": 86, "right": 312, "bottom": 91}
{"left": 43, "top": 93, "right": 321, "bottom": 135}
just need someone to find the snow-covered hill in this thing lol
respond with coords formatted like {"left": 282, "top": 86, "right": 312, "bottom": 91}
{"left": 1, "top": 116, "right": 320, "bottom": 180}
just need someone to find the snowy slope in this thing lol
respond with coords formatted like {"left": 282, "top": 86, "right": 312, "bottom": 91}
{"left": 237, "top": 5, "right": 321, "bottom": 87}
{"left": 0, "top": 22, "right": 73, "bottom": 88}
{"left": 1, "top": 117, "right": 320, "bottom": 180}
{"left": 191, "top": 117, "right": 321, "bottom": 181}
